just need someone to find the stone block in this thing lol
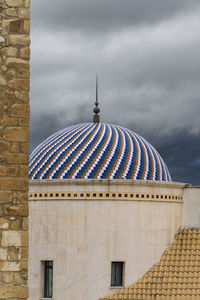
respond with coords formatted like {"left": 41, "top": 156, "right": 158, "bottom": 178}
{"left": 0, "top": 191, "right": 12, "bottom": 203}
{"left": 9, "top": 34, "right": 30, "bottom": 46}
{"left": 7, "top": 166, "right": 19, "bottom": 177}
{"left": 19, "top": 247, "right": 28, "bottom": 260}
{"left": 7, "top": 153, "right": 29, "bottom": 164}
{"left": 0, "top": 165, "right": 6, "bottom": 176}
{"left": 20, "top": 47, "right": 30, "bottom": 59}
{"left": 6, "top": 8, "right": 17, "bottom": 17}
{"left": 13, "top": 271, "right": 21, "bottom": 282}
{"left": 0, "top": 218, "right": 9, "bottom": 229}
{"left": 8, "top": 78, "right": 30, "bottom": 90}
{"left": 0, "top": 154, "right": 6, "bottom": 163}
{"left": 20, "top": 261, "right": 28, "bottom": 271}
{"left": 18, "top": 69, "right": 30, "bottom": 78}
{"left": 14, "top": 191, "right": 28, "bottom": 203}
{"left": 10, "top": 218, "right": 21, "bottom": 230}
{"left": 11, "top": 143, "right": 19, "bottom": 153}
{"left": 0, "top": 262, "right": 20, "bottom": 272}
{"left": 19, "top": 91, "right": 29, "bottom": 102}
{"left": 9, "top": 20, "right": 22, "bottom": 33}
{"left": 21, "top": 271, "right": 28, "bottom": 284}
{"left": 0, "top": 284, "right": 28, "bottom": 298}
{"left": 11, "top": 103, "right": 30, "bottom": 117}
{"left": 19, "top": 117, "right": 30, "bottom": 126}
{"left": 0, "top": 36, "right": 5, "bottom": 45}
{"left": 0, "top": 178, "right": 28, "bottom": 191}
{"left": 6, "top": 57, "right": 29, "bottom": 69}
{"left": 3, "top": 272, "right": 13, "bottom": 283}
{"left": 2, "top": 117, "right": 18, "bottom": 125}
{"left": 1, "top": 231, "right": 20, "bottom": 247}
{"left": 0, "top": 205, "right": 3, "bottom": 216}
{"left": 0, "top": 101, "right": 3, "bottom": 113}
{"left": 21, "top": 143, "right": 29, "bottom": 153}
{"left": 7, "top": 70, "right": 16, "bottom": 81}
{"left": 21, "top": 232, "right": 29, "bottom": 247}
{"left": 1, "top": 231, "right": 28, "bottom": 247}
{"left": 14, "top": 90, "right": 20, "bottom": 98}
{"left": 0, "top": 248, "right": 7, "bottom": 260}
{"left": 22, "top": 217, "right": 28, "bottom": 230}
{"left": 18, "top": 8, "right": 30, "bottom": 19}
{"left": 5, "top": 127, "right": 29, "bottom": 142}
{"left": 0, "top": 74, "right": 6, "bottom": 86}
{"left": 1, "top": 65, "right": 7, "bottom": 72}
{"left": 4, "top": 204, "right": 29, "bottom": 217}
{"left": 6, "top": 0, "right": 23, "bottom": 7}
{"left": 1, "top": 90, "right": 13, "bottom": 101}
{"left": 0, "top": 142, "right": 10, "bottom": 153}
{"left": 7, "top": 46, "right": 18, "bottom": 56}
{"left": 8, "top": 246, "right": 19, "bottom": 260}
{"left": 20, "top": 165, "right": 29, "bottom": 178}
{"left": 23, "top": 19, "right": 30, "bottom": 34}
{"left": 25, "top": 0, "right": 30, "bottom": 8}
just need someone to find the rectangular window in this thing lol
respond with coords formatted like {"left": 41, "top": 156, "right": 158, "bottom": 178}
{"left": 44, "top": 261, "right": 53, "bottom": 298}
{"left": 111, "top": 262, "right": 124, "bottom": 287}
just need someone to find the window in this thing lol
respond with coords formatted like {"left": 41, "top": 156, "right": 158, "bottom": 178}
{"left": 111, "top": 262, "right": 124, "bottom": 287}
{"left": 44, "top": 261, "right": 53, "bottom": 298}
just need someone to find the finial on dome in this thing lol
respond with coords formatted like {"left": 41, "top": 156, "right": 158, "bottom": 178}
{"left": 93, "top": 73, "right": 100, "bottom": 123}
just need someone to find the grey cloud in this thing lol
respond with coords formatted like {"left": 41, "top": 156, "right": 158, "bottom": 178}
{"left": 31, "top": 0, "right": 200, "bottom": 33}
{"left": 31, "top": 11, "right": 200, "bottom": 136}
{"left": 157, "top": 130, "right": 200, "bottom": 185}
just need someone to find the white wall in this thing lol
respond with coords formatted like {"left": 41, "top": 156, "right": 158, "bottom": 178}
{"left": 182, "top": 187, "right": 200, "bottom": 228}
{"left": 28, "top": 180, "right": 183, "bottom": 300}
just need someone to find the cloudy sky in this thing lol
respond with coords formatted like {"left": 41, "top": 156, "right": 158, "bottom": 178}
{"left": 30, "top": 0, "right": 200, "bottom": 185}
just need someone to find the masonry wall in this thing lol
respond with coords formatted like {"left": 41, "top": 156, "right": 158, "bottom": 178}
{"left": 0, "top": 0, "right": 30, "bottom": 299}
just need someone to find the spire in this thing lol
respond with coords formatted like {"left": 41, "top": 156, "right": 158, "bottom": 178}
{"left": 93, "top": 73, "right": 100, "bottom": 123}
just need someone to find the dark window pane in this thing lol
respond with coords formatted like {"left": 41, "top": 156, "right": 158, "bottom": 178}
{"left": 44, "top": 261, "right": 53, "bottom": 298}
{"left": 111, "top": 262, "right": 123, "bottom": 286}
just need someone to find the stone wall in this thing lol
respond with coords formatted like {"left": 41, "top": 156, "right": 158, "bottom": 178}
{"left": 0, "top": 0, "right": 30, "bottom": 299}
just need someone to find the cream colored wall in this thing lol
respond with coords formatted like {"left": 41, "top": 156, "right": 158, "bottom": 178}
{"left": 182, "top": 187, "right": 200, "bottom": 228}
{"left": 28, "top": 180, "right": 184, "bottom": 300}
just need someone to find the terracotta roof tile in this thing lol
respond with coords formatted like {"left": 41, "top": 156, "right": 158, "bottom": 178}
{"left": 99, "top": 229, "right": 200, "bottom": 300}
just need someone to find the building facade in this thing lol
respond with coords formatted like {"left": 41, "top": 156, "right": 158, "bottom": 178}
{"left": 27, "top": 122, "right": 200, "bottom": 300}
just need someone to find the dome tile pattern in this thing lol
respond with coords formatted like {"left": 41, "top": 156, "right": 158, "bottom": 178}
{"left": 29, "top": 123, "right": 171, "bottom": 181}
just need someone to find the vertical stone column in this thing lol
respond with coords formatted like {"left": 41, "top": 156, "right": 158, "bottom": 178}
{"left": 0, "top": 0, "right": 30, "bottom": 299}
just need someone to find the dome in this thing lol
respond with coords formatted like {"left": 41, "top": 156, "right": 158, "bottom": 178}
{"left": 29, "top": 123, "right": 171, "bottom": 181}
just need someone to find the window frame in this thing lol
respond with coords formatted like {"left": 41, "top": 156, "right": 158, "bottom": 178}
{"left": 43, "top": 261, "right": 53, "bottom": 298}
{"left": 111, "top": 261, "right": 125, "bottom": 287}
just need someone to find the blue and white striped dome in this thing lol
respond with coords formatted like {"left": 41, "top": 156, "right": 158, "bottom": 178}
{"left": 29, "top": 123, "right": 171, "bottom": 181}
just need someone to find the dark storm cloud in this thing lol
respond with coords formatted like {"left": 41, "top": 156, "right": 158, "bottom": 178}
{"left": 30, "top": 0, "right": 200, "bottom": 185}
{"left": 158, "top": 130, "right": 200, "bottom": 186}
{"left": 31, "top": 0, "right": 200, "bottom": 33}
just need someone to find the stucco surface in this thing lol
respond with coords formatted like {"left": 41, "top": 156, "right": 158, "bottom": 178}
{"left": 182, "top": 187, "right": 200, "bottom": 228}
{"left": 28, "top": 180, "right": 183, "bottom": 300}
